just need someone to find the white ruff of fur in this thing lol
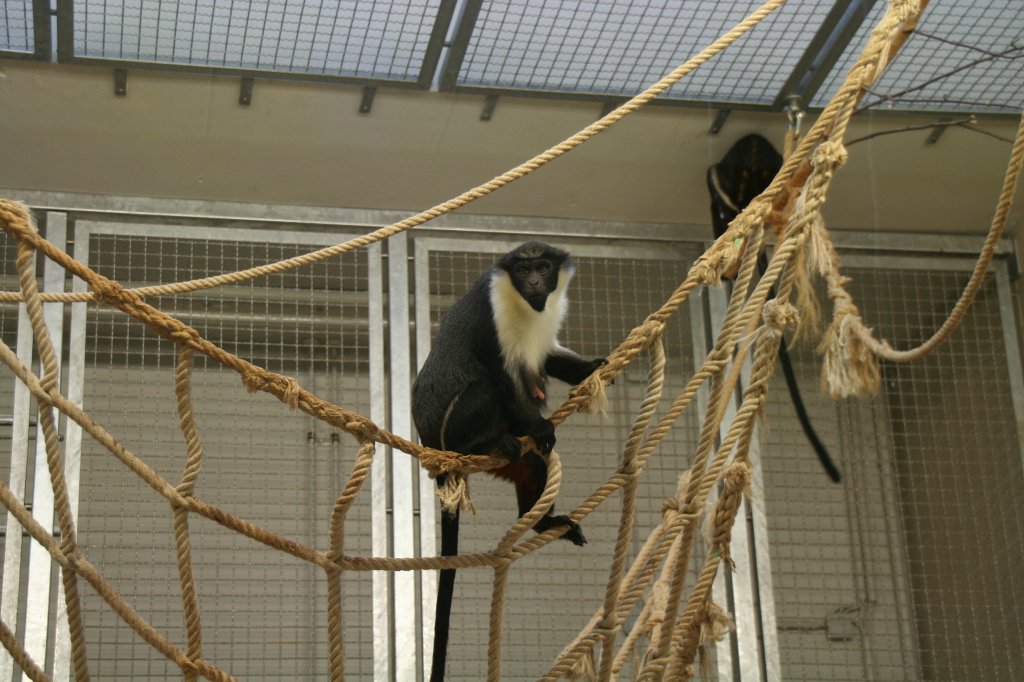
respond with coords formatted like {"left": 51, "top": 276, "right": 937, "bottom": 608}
{"left": 489, "top": 266, "right": 573, "bottom": 392}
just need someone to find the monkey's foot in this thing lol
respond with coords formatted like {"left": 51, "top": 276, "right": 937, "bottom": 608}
{"left": 535, "top": 514, "right": 587, "bottom": 546}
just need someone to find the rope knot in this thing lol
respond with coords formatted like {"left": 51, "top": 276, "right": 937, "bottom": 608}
{"left": 704, "top": 462, "right": 751, "bottom": 568}
{"left": 566, "top": 647, "right": 597, "bottom": 681}
{"left": 812, "top": 140, "right": 848, "bottom": 172}
{"left": 819, "top": 274, "right": 883, "bottom": 399}
{"left": 241, "top": 370, "right": 266, "bottom": 394}
{"left": 888, "top": 0, "right": 918, "bottom": 22}
{"left": 279, "top": 376, "right": 302, "bottom": 408}
{"left": 762, "top": 299, "right": 799, "bottom": 333}
{"left": 91, "top": 277, "right": 126, "bottom": 306}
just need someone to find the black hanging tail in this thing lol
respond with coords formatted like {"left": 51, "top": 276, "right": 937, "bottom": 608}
{"left": 431, "top": 476, "right": 459, "bottom": 682}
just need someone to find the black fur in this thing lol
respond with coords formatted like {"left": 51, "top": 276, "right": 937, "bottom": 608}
{"left": 412, "top": 241, "right": 602, "bottom": 682}
{"left": 708, "top": 134, "right": 842, "bottom": 483}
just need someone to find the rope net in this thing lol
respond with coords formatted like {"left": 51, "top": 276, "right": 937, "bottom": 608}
{"left": 0, "top": 0, "right": 1020, "bottom": 679}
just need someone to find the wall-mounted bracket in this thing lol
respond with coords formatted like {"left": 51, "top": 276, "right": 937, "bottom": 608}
{"left": 709, "top": 109, "right": 731, "bottom": 135}
{"left": 480, "top": 94, "right": 499, "bottom": 121}
{"left": 600, "top": 100, "right": 625, "bottom": 118}
{"left": 926, "top": 118, "right": 951, "bottom": 145}
{"left": 114, "top": 68, "right": 127, "bottom": 96}
{"left": 239, "top": 78, "right": 254, "bottom": 106}
{"left": 359, "top": 86, "right": 377, "bottom": 114}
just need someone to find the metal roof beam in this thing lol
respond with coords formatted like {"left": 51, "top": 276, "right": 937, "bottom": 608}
{"left": 773, "top": 0, "right": 879, "bottom": 110}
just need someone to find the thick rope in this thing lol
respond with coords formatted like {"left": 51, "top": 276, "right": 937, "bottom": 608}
{"left": 597, "top": 336, "right": 666, "bottom": 682}
{"left": 326, "top": 440, "right": 376, "bottom": 682}
{"left": 14, "top": 239, "right": 91, "bottom": 682}
{"left": 0, "top": 619, "right": 47, "bottom": 682}
{"left": 173, "top": 347, "right": 206, "bottom": 682}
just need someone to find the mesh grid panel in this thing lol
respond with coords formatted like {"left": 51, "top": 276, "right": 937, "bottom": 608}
{"left": 762, "top": 266, "right": 1024, "bottom": 680}
{"left": 423, "top": 247, "right": 705, "bottom": 680}
{"left": 72, "top": 0, "right": 442, "bottom": 80}
{"left": 75, "top": 231, "right": 374, "bottom": 680}
{"left": 456, "top": 0, "right": 830, "bottom": 105}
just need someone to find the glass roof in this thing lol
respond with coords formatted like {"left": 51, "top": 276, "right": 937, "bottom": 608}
{"left": 455, "top": 0, "right": 833, "bottom": 106}
{"left": 71, "top": 0, "right": 444, "bottom": 82}
{"left": 813, "top": 0, "right": 1024, "bottom": 114}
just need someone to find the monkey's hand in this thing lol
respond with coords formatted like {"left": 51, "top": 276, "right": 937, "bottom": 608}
{"left": 528, "top": 417, "right": 556, "bottom": 455}
{"left": 534, "top": 514, "right": 587, "bottom": 546}
{"left": 497, "top": 435, "right": 522, "bottom": 462}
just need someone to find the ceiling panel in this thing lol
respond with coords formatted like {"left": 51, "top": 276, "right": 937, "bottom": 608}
{"left": 452, "top": 0, "right": 835, "bottom": 107}
{"left": 70, "top": 0, "right": 445, "bottom": 83}
{"left": 812, "top": 0, "right": 1024, "bottom": 113}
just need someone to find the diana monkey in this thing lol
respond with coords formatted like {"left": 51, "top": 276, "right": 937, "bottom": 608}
{"left": 412, "top": 241, "right": 604, "bottom": 682}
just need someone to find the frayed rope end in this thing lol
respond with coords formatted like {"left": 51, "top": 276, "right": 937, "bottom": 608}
{"left": 437, "top": 473, "right": 476, "bottom": 517}
{"left": 819, "top": 308, "right": 881, "bottom": 399}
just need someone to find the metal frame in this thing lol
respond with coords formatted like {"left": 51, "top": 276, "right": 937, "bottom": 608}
{"left": 773, "top": 0, "right": 879, "bottom": 109}
{"left": 0, "top": 214, "right": 70, "bottom": 682}
{"left": 0, "top": 299, "right": 35, "bottom": 682}
{"left": 22, "top": 215, "right": 67, "bottom": 679}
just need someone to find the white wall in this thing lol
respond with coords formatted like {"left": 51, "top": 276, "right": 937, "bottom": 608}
{"left": 0, "top": 61, "right": 1021, "bottom": 235}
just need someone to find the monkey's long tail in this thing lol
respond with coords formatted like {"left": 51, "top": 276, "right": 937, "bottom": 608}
{"left": 777, "top": 339, "right": 842, "bottom": 483}
{"left": 431, "top": 478, "right": 459, "bottom": 682}
{"left": 755, "top": 253, "right": 842, "bottom": 483}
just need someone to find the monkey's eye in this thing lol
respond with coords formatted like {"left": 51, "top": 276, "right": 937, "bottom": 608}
{"left": 536, "top": 262, "right": 550, "bottom": 275}
{"left": 515, "top": 264, "right": 531, "bottom": 277}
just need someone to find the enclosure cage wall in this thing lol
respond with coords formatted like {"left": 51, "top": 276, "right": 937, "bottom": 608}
{"left": 0, "top": 197, "right": 1020, "bottom": 681}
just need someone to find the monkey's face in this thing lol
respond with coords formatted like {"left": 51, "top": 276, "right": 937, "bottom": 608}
{"left": 511, "top": 258, "right": 556, "bottom": 312}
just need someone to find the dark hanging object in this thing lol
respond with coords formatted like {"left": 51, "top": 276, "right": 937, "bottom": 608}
{"left": 705, "top": 133, "right": 842, "bottom": 483}
{"left": 706, "top": 133, "right": 783, "bottom": 238}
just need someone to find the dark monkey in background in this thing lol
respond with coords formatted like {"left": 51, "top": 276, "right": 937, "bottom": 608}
{"left": 412, "top": 241, "right": 604, "bottom": 681}
{"left": 707, "top": 133, "right": 842, "bottom": 482}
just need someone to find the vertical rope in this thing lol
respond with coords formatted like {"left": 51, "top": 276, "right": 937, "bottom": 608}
{"left": 664, "top": 465, "right": 749, "bottom": 678}
{"left": 486, "top": 562, "right": 512, "bottom": 682}
{"left": 597, "top": 337, "right": 666, "bottom": 680}
{"left": 327, "top": 439, "right": 376, "bottom": 682}
{"left": 14, "top": 236, "right": 91, "bottom": 682}
{"left": 174, "top": 346, "right": 206, "bottom": 681}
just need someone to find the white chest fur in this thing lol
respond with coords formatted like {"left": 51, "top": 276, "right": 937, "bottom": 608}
{"left": 489, "top": 268, "right": 571, "bottom": 384}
